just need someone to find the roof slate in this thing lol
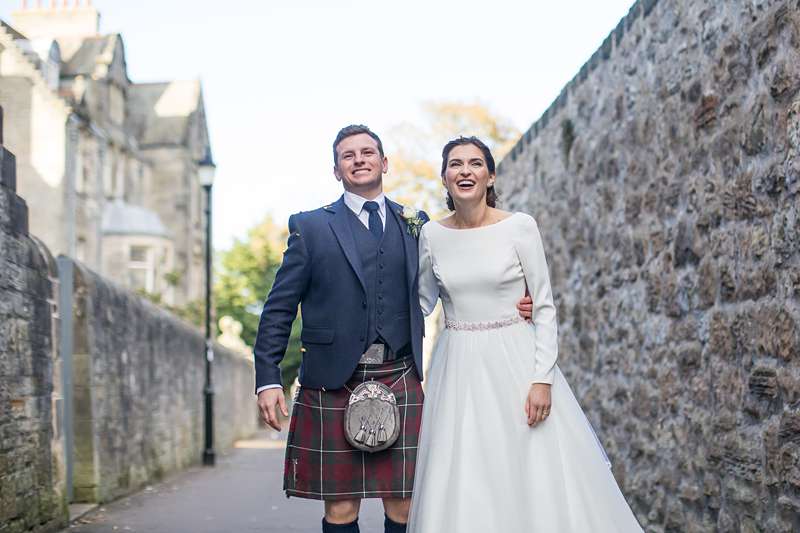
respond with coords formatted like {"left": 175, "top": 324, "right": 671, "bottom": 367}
{"left": 127, "top": 80, "right": 202, "bottom": 146}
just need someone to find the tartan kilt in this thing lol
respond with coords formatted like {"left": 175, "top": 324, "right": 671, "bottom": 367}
{"left": 283, "top": 357, "right": 424, "bottom": 500}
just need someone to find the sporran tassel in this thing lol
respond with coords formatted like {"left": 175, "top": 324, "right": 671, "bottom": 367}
{"left": 354, "top": 424, "right": 367, "bottom": 444}
{"left": 366, "top": 430, "right": 377, "bottom": 447}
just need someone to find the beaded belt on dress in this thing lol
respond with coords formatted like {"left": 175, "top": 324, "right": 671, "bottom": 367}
{"left": 444, "top": 316, "right": 525, "bottom": 331}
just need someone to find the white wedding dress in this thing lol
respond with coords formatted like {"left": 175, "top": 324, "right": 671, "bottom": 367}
{"left": 407, "top": 213, "right": 642, "bottom": 533}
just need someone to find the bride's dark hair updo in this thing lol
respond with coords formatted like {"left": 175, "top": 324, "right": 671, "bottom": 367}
{"left": 441, "top": 136, "right": 497, "bottom": 211}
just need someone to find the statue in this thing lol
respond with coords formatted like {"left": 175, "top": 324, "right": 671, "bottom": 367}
{"left": 217, "top": 315, "right": 251, "bottom": 358}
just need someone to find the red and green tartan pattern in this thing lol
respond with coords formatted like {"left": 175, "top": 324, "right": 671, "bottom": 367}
{"left": 283, "top": 357, "right": 424, "bottom": 500}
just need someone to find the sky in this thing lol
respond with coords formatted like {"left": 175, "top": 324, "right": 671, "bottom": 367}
{"left": 1, "top": 0, "right": 636, "bottom": 250}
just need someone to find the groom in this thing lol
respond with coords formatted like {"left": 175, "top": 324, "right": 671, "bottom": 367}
{"left": 253, "top": 124, "right": 533, "bottom": 533}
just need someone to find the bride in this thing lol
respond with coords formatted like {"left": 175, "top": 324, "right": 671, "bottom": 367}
{"left": 407, "top": 137, "right": 642, "bottom": 532}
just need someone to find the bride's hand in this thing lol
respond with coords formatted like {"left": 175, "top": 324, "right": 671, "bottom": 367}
{"left": 525, "top": 383, "right": 551, "bottom": 427}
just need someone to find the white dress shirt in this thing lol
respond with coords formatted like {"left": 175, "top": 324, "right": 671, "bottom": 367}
{"left": 343, "top": 190, "right": 387, "bottom": 231}
{"left": 256, "top": 191, "right": 387, "bottom": 395}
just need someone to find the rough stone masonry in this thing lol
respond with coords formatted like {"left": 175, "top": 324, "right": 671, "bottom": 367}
{"left": 498, "top": 0, "right": 800, "bottom": 532}
{"left": 0, "top": 107, "right": 67, "bottom": 532}
{"left": 66, "top": 258, "right": 259, "bottom": 504}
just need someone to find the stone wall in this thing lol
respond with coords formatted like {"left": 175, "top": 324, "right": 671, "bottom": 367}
{"left": 498, "top": 1, "right": 800, "bottom": 532}
{"left": 0, "top": 93, "right": 258, "bottom": 527}
{"left": 0, "top": 108, "right": 68, "bottom": 533}
{"left": 67, "top": 259, "right": 258, "bottom": 503}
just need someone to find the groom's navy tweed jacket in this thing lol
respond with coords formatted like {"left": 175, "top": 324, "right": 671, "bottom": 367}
{"left": 252, "top": 195, "right": 429, "bottom": 391}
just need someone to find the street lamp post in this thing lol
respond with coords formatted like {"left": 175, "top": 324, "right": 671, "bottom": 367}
{"left": 198, "top": 147, "right": 216, "bottom": 467}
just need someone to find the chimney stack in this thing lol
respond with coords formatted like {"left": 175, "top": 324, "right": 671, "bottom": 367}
{"left": 12, "top": 0, "right": 100, "bottom": 39}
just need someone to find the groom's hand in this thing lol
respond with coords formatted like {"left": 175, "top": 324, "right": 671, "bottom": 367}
{"left": 258, "top": 388, "right": 289, "bottom": 431}
{"left": 517, "top": 294, "right": 533, "bottom": 322}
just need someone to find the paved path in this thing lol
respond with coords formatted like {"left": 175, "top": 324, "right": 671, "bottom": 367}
{"left": 62, "top": 432, "right": 386, "bottom": 533}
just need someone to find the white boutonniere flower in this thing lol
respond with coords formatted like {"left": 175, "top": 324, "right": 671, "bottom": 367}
{"left": 398, "top": 207, "right": 424, "bottom": 238}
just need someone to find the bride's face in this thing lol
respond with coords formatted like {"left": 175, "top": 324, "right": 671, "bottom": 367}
{"left": 442, "top": 144, "right": 496, "bottom": 207}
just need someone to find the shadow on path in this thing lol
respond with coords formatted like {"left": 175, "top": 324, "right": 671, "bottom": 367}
{"left": 62, "top": 431, "right": 385, "bottom": 533}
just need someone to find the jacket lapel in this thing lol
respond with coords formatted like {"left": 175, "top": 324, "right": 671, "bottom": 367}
{"left": 327, "top": 196, "right": 367, "bottom": 293}
{"left": 386, "top": 198, "right": 419, "bottom": 289}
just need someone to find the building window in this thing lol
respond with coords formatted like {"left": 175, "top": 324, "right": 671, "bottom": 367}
{"left": 130, "top": 245, "right": 148, "bottom": 262}
{"left": 76, "top": 237, "right": 87, "bottom": 263}
{"left": 128, "top": 245, "right": 155, "bottom": 292}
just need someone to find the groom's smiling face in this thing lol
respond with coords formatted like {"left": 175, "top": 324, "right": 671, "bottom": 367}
{"left": 334, "top": 133, "right": 388, "bottom": 196}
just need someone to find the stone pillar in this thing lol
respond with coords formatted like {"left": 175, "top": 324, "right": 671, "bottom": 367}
{"left": 0, "top": 106, "right": 68, "bottom": 531}
{"left": 0, "top": 107, "right": 28, "bottom": 236}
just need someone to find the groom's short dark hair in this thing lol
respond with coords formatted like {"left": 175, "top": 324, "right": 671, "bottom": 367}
{"left": 333, "top": 125, "right": 384, "bottom": 165}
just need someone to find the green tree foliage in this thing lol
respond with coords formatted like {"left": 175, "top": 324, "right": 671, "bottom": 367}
{"left": 214, "top": 216, "right": 303, "bottom": 387}
{"left": 384, "top": 100, "right": 520, "bottom": 217}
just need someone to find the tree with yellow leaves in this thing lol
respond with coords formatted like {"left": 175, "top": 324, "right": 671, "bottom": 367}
{"left": 384, "top": 101, "right": 520, "bottom": 217}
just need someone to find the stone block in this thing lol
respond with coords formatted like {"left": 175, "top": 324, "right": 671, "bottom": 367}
{"left": 770, "top": 60, "right": 800, "bottom": 102}
{"left": 706, "top": 312, "right": 736, "bottom": 359}
{"left": 736, "top": 268, "right": 776, "bottom": 302}
{"left": 674, "top": 220, "right": 701, "bottom": 268}
{"left": 0, "top": 479, "right": 17, "bottom": 524}
{"left": 718, "top": 264, "right": 736, "bottom": 303}
{"left": 694, "top": 94, "right": 719, "bottom": 131}
{"left": 777, "top": 370, "right": 800, "bottom": 405}
{"left": 762, "top": 308, "right": 799, "bottom": 361}
{"left": 779, "top": 442, "right": 800, "bottom": 489}
{"left": 748, "top": 367, "right": 778, "bottom": 400}
{"left": 770, "top": 206, "right": 799, "bottom": 262}
{"left": 641, "top": 0, "right": 658, "bottom": 18}
{"left": 778, "top": 412, "right": 800, "bottom": 446}
{"left": 695, "top": 257, "right": 717, "bottom": 309}
{"left": 676, "top": 342, "right": 702, "bottom": 373}
{"left": 0, "top": 188, "right": 11, "bottom": 229}
{"left": 10, "top": 197, "right": 28, "bottom": 237}
{"left": 0, "top": 148, "right": 16, "bottom": 191}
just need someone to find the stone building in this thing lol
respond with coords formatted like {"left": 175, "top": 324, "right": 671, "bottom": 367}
{"left": 0, "top": 0, "right": 212, "bottom": 307}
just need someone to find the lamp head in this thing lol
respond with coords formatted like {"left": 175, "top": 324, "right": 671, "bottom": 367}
{"left": 198, "top": 146, "right": 216, "bottom": 187}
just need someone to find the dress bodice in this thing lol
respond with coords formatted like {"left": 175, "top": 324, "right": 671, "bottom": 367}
{"left": 419, "top": 214, "right": 528, "bottom": 322}
{"left": 418, "top": 212, "right": 559, "bottom": 384}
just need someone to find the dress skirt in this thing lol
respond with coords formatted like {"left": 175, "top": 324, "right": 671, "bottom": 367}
{"left": 407, "top": 321, "right": 642, "bottom": 532}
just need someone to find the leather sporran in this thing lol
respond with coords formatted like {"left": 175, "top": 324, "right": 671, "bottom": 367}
{"left": 344, "top": 381, "right": 401, "bottom": 453}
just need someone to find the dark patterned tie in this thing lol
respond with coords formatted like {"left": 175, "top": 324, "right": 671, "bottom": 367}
{"left": 363, "top": 201, "right": 383, "bottom": 240}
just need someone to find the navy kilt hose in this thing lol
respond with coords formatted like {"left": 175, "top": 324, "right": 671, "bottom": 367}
{"left": 284, "top": 357, "right": 424, "bottom": 500}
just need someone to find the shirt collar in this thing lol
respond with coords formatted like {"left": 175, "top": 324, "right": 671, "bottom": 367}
{"left": 343, "top": 190, "right": 386, "bottom": 217}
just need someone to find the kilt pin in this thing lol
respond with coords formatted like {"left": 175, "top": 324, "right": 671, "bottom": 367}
{"left": 252, "top": 194, "right": 430, "bottom": 501}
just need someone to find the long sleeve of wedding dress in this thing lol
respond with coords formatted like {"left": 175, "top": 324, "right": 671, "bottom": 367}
{"left": 417, "top": 224, "right": 439, "bottom": 317}
{"left": 512, "top": 213, "right": 558, "bottom": 384}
